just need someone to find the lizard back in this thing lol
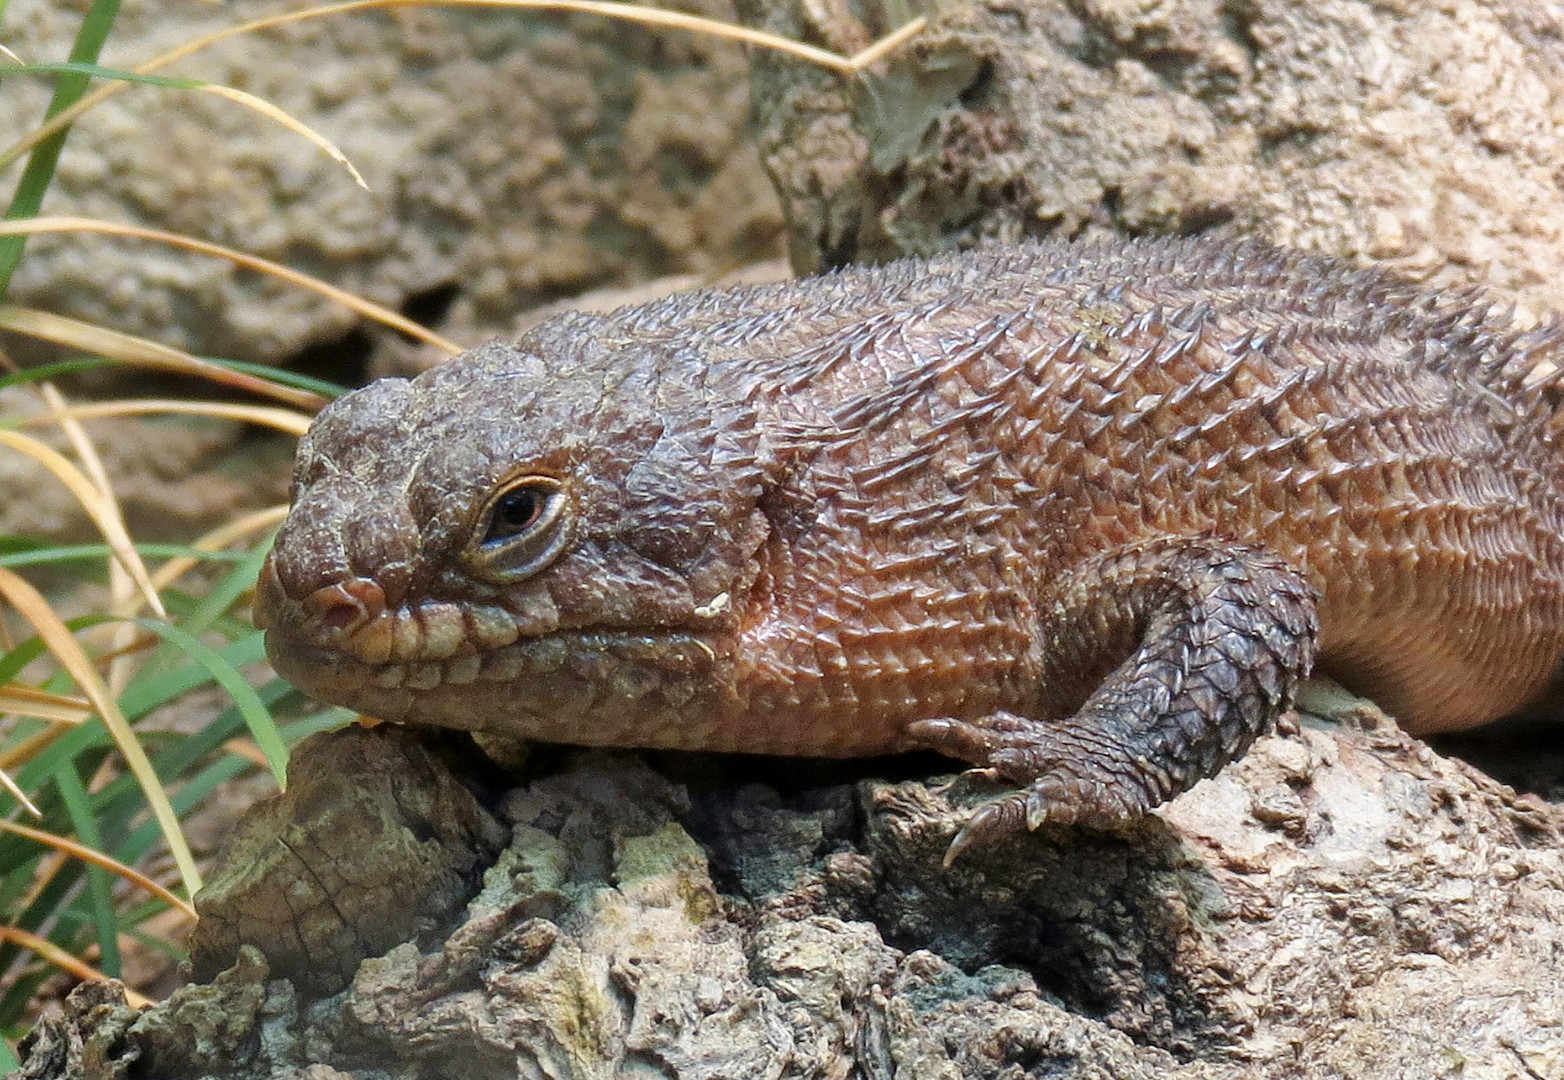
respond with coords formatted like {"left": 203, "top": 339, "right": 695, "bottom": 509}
{"left": 663, "top": 240, "right": 1564, "bottom": 746}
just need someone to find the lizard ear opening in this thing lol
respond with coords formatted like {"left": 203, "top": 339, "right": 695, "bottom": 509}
{"left": 465, "top": 474, "right": 574, "bottom": 582}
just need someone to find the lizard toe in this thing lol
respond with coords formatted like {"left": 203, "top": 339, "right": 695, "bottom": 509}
{"left": 906, "top": 710, "right": 1042, "bottom": 765}
{"left": 943, "top": 793, "right": 1029, "bottom": 866}
{"left": 945, "top": 770, "right": 1160, "bottom": 863}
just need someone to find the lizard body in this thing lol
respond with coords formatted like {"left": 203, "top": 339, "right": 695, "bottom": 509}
{"left": 257, "top": 238, "right": 1564, "bottom": 854}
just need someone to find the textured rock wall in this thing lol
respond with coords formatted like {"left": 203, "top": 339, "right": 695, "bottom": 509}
{"left": 739, "top": 0, "right": 1564, "bottom": 319}
{"left": 1, "top": 0, "right": 784, "bottom": 370}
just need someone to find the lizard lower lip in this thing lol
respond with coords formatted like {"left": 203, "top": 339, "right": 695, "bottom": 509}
{"left": 262, "top": 631, "right": 374, "bottom": 704}
{"left": 263, "top": 617, "right": 722, "bottom": 716}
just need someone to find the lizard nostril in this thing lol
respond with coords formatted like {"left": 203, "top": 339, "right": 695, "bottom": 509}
{"left": 304, "top": 579, "right": 387, "bottom": 638}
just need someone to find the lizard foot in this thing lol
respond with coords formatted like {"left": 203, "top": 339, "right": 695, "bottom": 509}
{"left": 907, "top": 538, "right": 1319, "bottom": 865}
{"left": 909, "top": 714, "right": 1156, "bottom": 865}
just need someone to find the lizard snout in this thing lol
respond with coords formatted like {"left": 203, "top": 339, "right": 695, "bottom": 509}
{"left": 304, "top": 578, "right": 387, "bottom": 638}
{"left": 254, "top": 553, "right": 391, "bottom": 662}
{"left": 261, "top": 572, "right": 398, "bottom": 666}
{"left": 289, "top": 576, "right": 399, "bottom": 666}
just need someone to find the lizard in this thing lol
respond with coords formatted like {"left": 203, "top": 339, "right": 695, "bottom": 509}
{"left": 255, "top": 237, "right": 1564, "bottom": 861}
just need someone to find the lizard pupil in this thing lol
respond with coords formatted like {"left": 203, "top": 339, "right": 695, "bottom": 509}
{"left": 488, "top": 486, "right": 545, "bottom": 541}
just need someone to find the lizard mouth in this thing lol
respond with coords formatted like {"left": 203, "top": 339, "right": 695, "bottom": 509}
{"left": 255, "top": 558, "right": 721, "bottom": 734}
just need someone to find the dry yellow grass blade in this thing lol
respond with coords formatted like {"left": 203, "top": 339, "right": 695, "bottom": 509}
{"left": 845, "top": 17, "right": 926, "bottom": 68}
{"left": 0, "top": 754, "right": 43, "bottom": 815}
{"left": 28, "top": 380, "right": 148, "bottom": 695}
{"left": 0, "top": 820, "right": 196, "bottom": 918}
{"left": 106, "top": 503, "right": 290, "bottom": 643}
{"left": 0, "top": 925, "right": 154, "bottom": 1009}
{"left": 1, "top": 771, "right": 40, "bottom": 815}
{"left": 0, "top": 76, "right": 366, "bottom": 193}
{"left": 0, "top": 567, "right": 202, "bottom": 895}
{"left": 32, "top": 383, "right": 117, "bottom": 533}
{"left": 14, "top": 845, "right": 68, "bottom": 915}
{"left": 21, "top": 399, "right": 314, "bottom": 437}
{"left": 222, "top": 737, "right": 270, "bottom": 769}
{"left": 142, "top": 0, "right": 902, "bottom": 77}
{"left": 0, "top": 218, "right": 459, "bottom": 355}
{"left": 148, "top": 505, "right": 290, "bottom": 597}
{"left": 0, "top": 3, "right": 925, "bottom": 173}
{"left": 0, "top": 683, "right": 92, "bottom": 725}
{"left": 186, "top": 0, "right": 881, "bottom": 71}
{"left": 198, "top": 85, "right": 367, "bottom": 190}
{"left": 0, "top": 721, "right": 79, "bottom": 773}
{"left": 0, "top": 680, "right": 88, "bottom": 814}
{"left": 0, "top": 429, "right": 166, "bottom": 618}
{"left": 0, "top": 306, "right": 327, "bottom": 411}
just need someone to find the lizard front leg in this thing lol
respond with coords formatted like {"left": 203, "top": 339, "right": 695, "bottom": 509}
{"left": 908, "top": 537, "right": 1319, "bottom": 863}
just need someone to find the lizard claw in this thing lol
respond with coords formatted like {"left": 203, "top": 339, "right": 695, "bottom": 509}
{"left": 1025, "top": 785, "right": 1051, "bottom": 831}
{"left": 943, "top": 775, "right": 1123, "bottom": 864}
{"left": 941, "top": 788, "right": 1042, "bottom": 866}
{"left": 943, "top": 795, "right": 1024, "bottom": 867}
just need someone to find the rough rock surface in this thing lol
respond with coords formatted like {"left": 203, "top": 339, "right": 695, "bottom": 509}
{"left": 19, "top": 697, "right": 1564, "bottom": 1078}
{"left": 2, "top": 0, "right": 784, "bottom": 370}
{"left": 0, "top": 389, "right": 292, "bottom": 544}
{"left": 187, "top": 726, "right": 509, "bottom": 998}
{"left": 738, "top": 0, "right": 1564, "bottom": 319}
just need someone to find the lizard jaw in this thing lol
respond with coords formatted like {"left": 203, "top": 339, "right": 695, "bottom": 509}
{"left": 256, "top": 557, "right": 726, "bottom": 742}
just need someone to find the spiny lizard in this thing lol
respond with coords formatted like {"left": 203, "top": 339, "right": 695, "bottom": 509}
{"left": 257, "top": 239, "right": 1564, "bottom": 859}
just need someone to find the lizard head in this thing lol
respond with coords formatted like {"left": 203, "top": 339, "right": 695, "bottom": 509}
{"left": 256, "top": 314, "right": 773, "bottom": 746}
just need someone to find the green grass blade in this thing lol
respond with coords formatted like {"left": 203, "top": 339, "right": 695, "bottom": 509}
{"left": 0, "top": 0, "right": 126, "bottom": 294}
{"left": 53, "top": 763, "right": 120, "bottom": 977}
{"left": 0, "top": 872, "right": 91, "bottom": 1020}
{"left": 205, "top": 356, "right": 347, "bottom": 399}
{"left": 281, "top": 707, "right": 358, "bottom": 742}
{"left": 6, "top": 721, "right": 107, "bottom": 801}
{"left": 0, "top": 357, "right": 116, "bottom": 389}
{"left": 118, "top": 752, "right": 250, "bottom": 866}
{"left": 0, "top": 1036, "right": 18, "bottom": 1073}
{"left": 4, "top": 632, "right": 264, "bottom": 811}
{"left": 106, "top": 697, "right": 350, "bottom": 868}
{"left": 0, "top": 635, "right": 50, "bottom": 686}
{"left": 0, "top": 62, "right": 202, "bottom": 90}
{"left": 0, "top": 354, "right": 342, "bottom": 399}
{"left": 0, "top": 541, "right": 253, "bottom": 569}
{"left": 115, "top": 632, "right": 268, "bottom": 720}
{"left": 96, "top": 681, "right": 298, "bottom": 871}
{"left": 118, "top": 920, "right": 185, "bottom": 964}
{"left": 127, "top": 618, "right": 287, "bottom": 788}
{"left": 0, "top": 614, "right": 106, "bottom": 684}
{"left": 178, "top": 542, "right": 271, "bottom": 638}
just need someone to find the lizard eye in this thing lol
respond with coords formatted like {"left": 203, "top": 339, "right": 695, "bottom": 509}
{"left": 468, "top": 475, "right": 571, "bottom": 580}
{"left": 486, "top": 484, "right": 551, "bottom": 542}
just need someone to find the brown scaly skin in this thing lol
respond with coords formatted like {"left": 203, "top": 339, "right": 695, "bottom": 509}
{"left": 256, "top": 238, "right": 1564, "bottom": 859}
